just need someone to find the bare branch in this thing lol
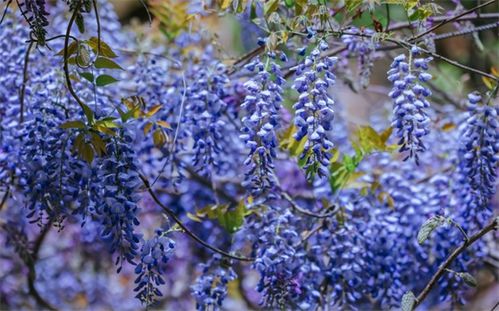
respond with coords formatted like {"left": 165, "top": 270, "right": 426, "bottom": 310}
{"left": 413, "top": 217, "right": 498, "bottom": 310}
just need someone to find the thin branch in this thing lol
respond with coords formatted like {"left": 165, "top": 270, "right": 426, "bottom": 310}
{"left": 0, "top": 0, "right": 12, "bottom": 24}
{"left": 388, "top": 13, "right": 499, "bottom": 32}
{"left": 0, "top": 189, "right": 9, "bottom": 211}
{"left": 92, "top": 0, "right": 101, "bottom": 55}
{"left": 448, "top": 219, "right": 469, "bottom": 242}
{"left": 139, "top": 173, "right": 254, "bottom": 262}
{"left": 432, "top": 21, "right": 499, "bottom": 41}
{"left": 335, "top": 30, "right": 499, "bottom": 82}
{"left": 27, "top": 33, "right": 80, "bottom": 45}
{"left": 228, "top": 45, "right": 265, "bottom": 75}
{"left": 182, "top": 165, "right": 239, "bottom": 205}
{"left": 417, "top": 44, "right": 498, "bottom": 81}
{"left": 25, "top": 223, "right": 55, "bottom": 310}
{"left": 19, "top": 41, "right": 34, "bottom": 123}
{"left": 413, "top": 217, "right": 498, "bottom": 310}
{"left": 385, "top": 3, "right": 391, "bottom": 31}
{"left": 281, "top": 192, "right": 339, "bottom": 219}
{"left": 63, "top": 0, "right": 89, "bottom": 118}
{"left": 409, "top": 0, "right": 497, "bottom": 42}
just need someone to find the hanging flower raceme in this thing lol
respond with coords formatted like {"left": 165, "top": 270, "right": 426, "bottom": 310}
{"left": 341, "top": 27, "right": 377, "bottom": 89}
{"left": 191, "top": 254, "right": 237, "bottom": 311}
{"left": 240, "top": 53, "right": 285, "bottom": 195}
{"left": 458, "top": 92, "right": 498, "bottom": 208}
{"left": 19, "top": 99, "right": 80, "bottom": 225}
{"left": 293, "top": 41, "right": 337, "bottom": 179}
{"left": 185, "top": 59, "right": 230, "bottom": 176}
{"left": 388, "top": 46, "right": 432, "bottom": 164}
{"left": 90, "top": 130, "right": 143, "bottom": 271}
{"left": 134, "top": 231, "right": 175, "bottom": 306}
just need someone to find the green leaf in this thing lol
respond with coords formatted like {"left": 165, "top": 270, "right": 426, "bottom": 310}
{"left": 329, "top": 163, "right": 348, "bottom": 194}
{"left": 354, "top": 126, "right": 392, "bottom": 155}
{"left": 458, "top": 272, "right": 477, "bottom": 287}
{"left": 78, "top": 72, "right": 94, "bottom": 83}
{"left": 75, "top": 13, "right": 85, "bottom": 33}
{"left": 95, "top": 119, "right": 119, "bottom": 128}
{"left": 284, "top": 0, "right": 294, "bottom": 7}
{"left": 417, "top": 216, "right": 446, "bottom": 244}
{"left": 263, "top": 0, "right": 279, "bottom": 16}
{"left": 250, "top": 1, "right": 257, "bottom": 19}
{"left": 96, "top": 74, "right": 119, "bottom": 87}
{"left": 60, "top": 120, "right": 86, "bottom": 129}
{"left": 217, "top": 200, "right": 247, "bottom": 233}
{"left": 79, "top": 142, "right": 94, "bottom": 164}
{"left": 88, "top": 37, "right": 118, "bottom": 58}
{"left": 90, "top": 133, "right": 107, "bottom": 156}
{"left": 343, "top": 155, "right": 357, "bottom": 172}
{"left": 280, "top": 125, "right": 307, "bottom": 157}
{"left": 81, "top": 103, "right": 95, "bottom": 124}
{"left": 346, "top": 0, "right": 363, "bottom": 12}
{"left": 401, "top": 291, "right": 416, "bottom": 311}
{"left": 94, "top": 57, "right": 124, "bottom": 70}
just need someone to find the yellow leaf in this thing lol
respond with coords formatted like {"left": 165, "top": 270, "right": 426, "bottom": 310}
{"left": 378, "top": 191, "right": 395, "bottom": 210}
{"left": 482, "top": 76, "right": 494, "bottom": 90}
{"left": 441, "top": 122, "right": 456, "bottom": 132}
{"left": 143, "top": 122, "right": 153, "bottom": 135}
{"left": 88, "top": 37, "right": 118, "bottom": 58}
{"left": 146, "top": 104, "right": 162, "bottom": 117}
{"left": 330, "top": 148, "right": 340, "bottom": 163}
{"left": 220, "top": 0, "right": 232, "bottom": 9}
{"left": 153, "top": 129, "right": 166, "bottom": 147}
{"left": 56, "top": 41, "right": 78, "bottom": 57}
{"left": 156, "top": 120, "right": 172, "bottom": 129}
{"left": 94, "top": 125, "right": 116, "bottom": 136}
{"left": 380, "top": 127, "right": 393, "bottom": 144}
{"left": 187, "top": 212, "right": 203, "bottom": 222}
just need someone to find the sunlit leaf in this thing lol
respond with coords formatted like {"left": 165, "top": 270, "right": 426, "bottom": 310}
{"left": 78, "top": 71, "right": 94, "bottom": 83}
{"left": 143, "top": 122, "right": 154, "bottom": 135}
{"left": 94, "top": 57, "right": 124, "bottom": 70}
{"left": 146, "top": 104, "right": 162, "bottom": 117}
{"left": 96, "top": 74, "right": 119, "bottom": 87}
{"left": 60, "top": 120, "right": 86, "bottom": 129}
{"left": 88, "top": 37, "right": 118, "bottom": 58}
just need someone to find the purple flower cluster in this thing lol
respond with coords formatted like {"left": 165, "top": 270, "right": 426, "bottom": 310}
{"left": 90, "top": 131, "right": 142, "bottom": 270}
{"left": 185, "top": 60, "right": 230, "bottom": 176}
{"left": 134, "top": 232, "right": 176, "bottom": 306}
{"left": 191, "top": 254, "right": 237, "bottom": 310}
{"left": 388, "top": 46, "right": 433, "bottom": 163}
{"left": 341, "top": 27, "right": 377, "bottom": 88}
{"left": 244, "top": 209, "right": 319, "bottom": 309}
{"left": 458, "top": 92, "right": 498, "bottom": 208}
{"left": 240, "top": 53, "right": 285, "bottom": 195}
{"left": 293, "top": 41, "right": 338, "bottom": 178}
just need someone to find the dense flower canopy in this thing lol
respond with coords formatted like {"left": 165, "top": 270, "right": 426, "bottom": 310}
{"left": 0, "top": 0, "right": 498, "bottom": 310}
